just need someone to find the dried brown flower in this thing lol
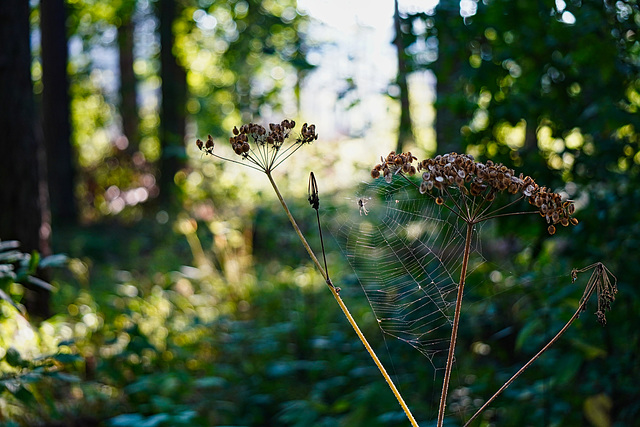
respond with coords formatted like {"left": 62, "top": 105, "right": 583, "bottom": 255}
{"left": 573, "top": 262, "right": 618, "bottom": 325}
{"left": 197, "top": 120, "right": 317, "bottom": 173}
{"left": 372, "top": 151, "right": 578, "bottom": 233}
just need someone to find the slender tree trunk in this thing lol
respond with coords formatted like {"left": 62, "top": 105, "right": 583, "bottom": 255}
{"left": 41, "top": 0, "right": 76, "bottom": 225}
{"left": 393, "top": 0, "right": 414, "bottom": 154}
{"left": 118, "top": 5, "right": 139, "bottom": 154}
{"left": 434, "top": 1, "right": 465, "bottom": 154}
{"left": 158, "top": 0, "right": 186, "bottom": 208}
{"left": 0, "top": 0, "right": 51, "bottom": 318}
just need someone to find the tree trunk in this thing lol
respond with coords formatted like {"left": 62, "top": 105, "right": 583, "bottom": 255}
{"left": 158, "top": 0, "right": 186, "bottom": 208}
{"left": 0, "top": 0, "right": 51, "bottom": 318}
{"left": 41, "top": 0, "right": 76, "bottom": 225}
{"left": 393, "top": 0, "right": 414, "bottom": 154}
{"left": 118, "top": 5, "right": 139, "bottom": 154}
{"left": 433, "top": 1, "right": 466, "bottom": 154}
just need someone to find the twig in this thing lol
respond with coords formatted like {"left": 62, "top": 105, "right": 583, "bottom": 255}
{"left": 266, "top": 171, "right": 419, "bottom": 427}
{"left": 463, "top": 263, "right": 613, "bottom": 426}
{"left": 437, "top": 221, "right": 475, "bottom": 427}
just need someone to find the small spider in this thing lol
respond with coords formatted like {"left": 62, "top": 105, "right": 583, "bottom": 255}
{"left": 357, "top": 197, "right": 370, "bottom": 216}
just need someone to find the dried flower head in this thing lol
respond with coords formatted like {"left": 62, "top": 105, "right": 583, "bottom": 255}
{"left": 573, "top": 262, "right": 618, "bottom": 326}
{"left": 372, "top": 151, "right": 578, "bottom": 233}
{"left": 197, "top": 119, "right": 318, "bottom": 173}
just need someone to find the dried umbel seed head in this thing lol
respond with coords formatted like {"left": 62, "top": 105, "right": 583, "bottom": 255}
{"left": 196, "top": 120, "right": 318, "bottom": 173}
{"left": 300, "top": 123, "right": 318, "bottom": 143}
{"left": 371, "top": 151, "right": 579, "bottom": 234}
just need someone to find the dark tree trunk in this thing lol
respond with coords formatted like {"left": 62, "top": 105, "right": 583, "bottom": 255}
{"left": 433, "top": 1, "right": 466, "bottom": 154}
{"left": 0, "top": 0, "right": 51, "bottom": 318}
{"left": 393, "top": 0, "right": 414, "bottom": 154}
{"left": 118, "top": 6, "right": 139, "bottom": 153}
{"left": 158, "top": 0, "right": 186, "bottom": 208}
{"left": 41, "top": 0, "right": 76, "bottom": 225}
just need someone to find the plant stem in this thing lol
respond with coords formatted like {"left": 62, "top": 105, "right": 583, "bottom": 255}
{"left": 266, "top": 171, "right": 419, "bottom": 427}
{"left": 463, "top": 276, "right": 598, "bottom": 426}
{"left": 438, "top": 221, "right": 475, "bottom": 427}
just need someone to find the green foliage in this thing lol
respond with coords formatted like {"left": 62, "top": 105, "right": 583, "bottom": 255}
{"left": 178, "top": 0, "right": 314, "bottom": 139}
{"left": 0, "top": 242, "right": 88, "bottom": 425}
{"left": 12, "top": 0, "right": 639, "bottom": 425}
{"left": 55, "top": 0, "right": 314, "bottom": 223}
{"left": 397, "top": 3, "right": 640, "bottom": 422}
{"left": 0, "top": 240, "right": 66, "bottom": 310}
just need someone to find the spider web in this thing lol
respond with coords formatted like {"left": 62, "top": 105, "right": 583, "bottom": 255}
{"left": 330, "top": 176, "right": 486, "bottom": 371}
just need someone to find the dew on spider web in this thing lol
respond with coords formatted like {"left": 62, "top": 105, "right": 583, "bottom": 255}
{"left": 330, "top": 176, "right": 486, "bottom": 372}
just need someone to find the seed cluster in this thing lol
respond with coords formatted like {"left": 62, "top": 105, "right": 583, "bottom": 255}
{"left": 573, "top": 263, "right": 617, "bottom": 326}
{"left": 196, "top": 120, "right": 318, "bottom": 172}
{"left": 372, "top": 151, "right": 578, "bottom": 233}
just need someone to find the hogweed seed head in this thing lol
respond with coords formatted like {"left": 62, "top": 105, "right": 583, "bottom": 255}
{"left": 372, "top": 151, "right": 578, "bottom": 233}
{"left": 196, "top": 120, "right": 318, "bottom": 173}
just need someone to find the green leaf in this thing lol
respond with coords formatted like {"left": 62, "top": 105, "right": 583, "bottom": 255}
{"left": 0, "top": 378, "right": 20, "bottom": 393}
{"left": 0, "top": 250, "right": 22, "bottom": 263}
{"left": 28, "top": 251, "right": 40, "bottom": 273}
{"left": 52, "top": 353, "right": 83, "bottom": 364}
{"left": 0, "top": 240, "right": 20, "bottom": 252}
{"left": 515, "top": 317, "right": 543, "bottom": 351}
{"left": 8, "top": 383, "right": 37, "bottom": 407}
{"left": 39, "top": 254, "right": 68, "bottom": 268}
{"left": 584, "top": 393, "right": 612, "bottom": 427}
{"left": 48, "top": 372, "right": 81, "bottom": 383}
{"left": 26, "top": 275, "right": 55, "bottom": 291}
{"left": 16, "top": 385, "right": 38, "bottom": 406}
{"left": 4, "top": 347, "right": 27, "bottom": 368}
{"left": 0, "top": 289, "right": 23, "bottom": 313}
{"left": 108, "top": 413, "right": 145, "bottom": 426}
{"left": 193, "top": 376, "right": 225, "bottom": 388}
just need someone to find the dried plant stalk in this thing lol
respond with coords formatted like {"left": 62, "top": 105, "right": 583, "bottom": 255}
{"left": 198, "top": 122, "right": 419, "bottom": 427}
{"left": 463, "top": 262, "right": 617, "bottom": 426}
{"left": 371, "top": 151, "right": 587, "bottom": 426}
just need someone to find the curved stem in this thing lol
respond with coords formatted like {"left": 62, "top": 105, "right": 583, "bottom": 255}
{"left": 463, "top": 281, "right": 597, "bottom": 426}
{"left": 265, "top": 171, "right": 419, "bottom": 427}
{"left": 438, "top": 221, "right": 475, "bottom": 427}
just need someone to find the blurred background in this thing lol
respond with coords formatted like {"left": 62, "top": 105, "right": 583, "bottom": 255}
{"left": 0, "top": 0, "right": 639, "bottom": 425}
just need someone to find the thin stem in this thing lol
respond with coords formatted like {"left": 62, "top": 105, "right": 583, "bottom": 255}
{"left": 265, "top": 171, "right": 419, "bottom": 427}
{"left": 438, "top": 221, "right": 475, "bottom": 427}
{"left": 463, "top": 278, "right": 598, "bottom": 426}
{"left": 315, "top": 208, "right": 330, "bottom": 281}
{"left": 399, "top": 173, "right": 463, "bottom": 221}
{"left": 210, "top": 152, "right": 264, "bottom": 172}
{"left": 475, "top": 195, "right": 528, "bottom": 223}
{"left": 480, "top": 210, "right": 539, "bottom": 222}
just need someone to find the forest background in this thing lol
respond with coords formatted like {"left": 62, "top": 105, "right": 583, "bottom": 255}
{"left": 1, "top": 0, "right": 639, "bottom": 426}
